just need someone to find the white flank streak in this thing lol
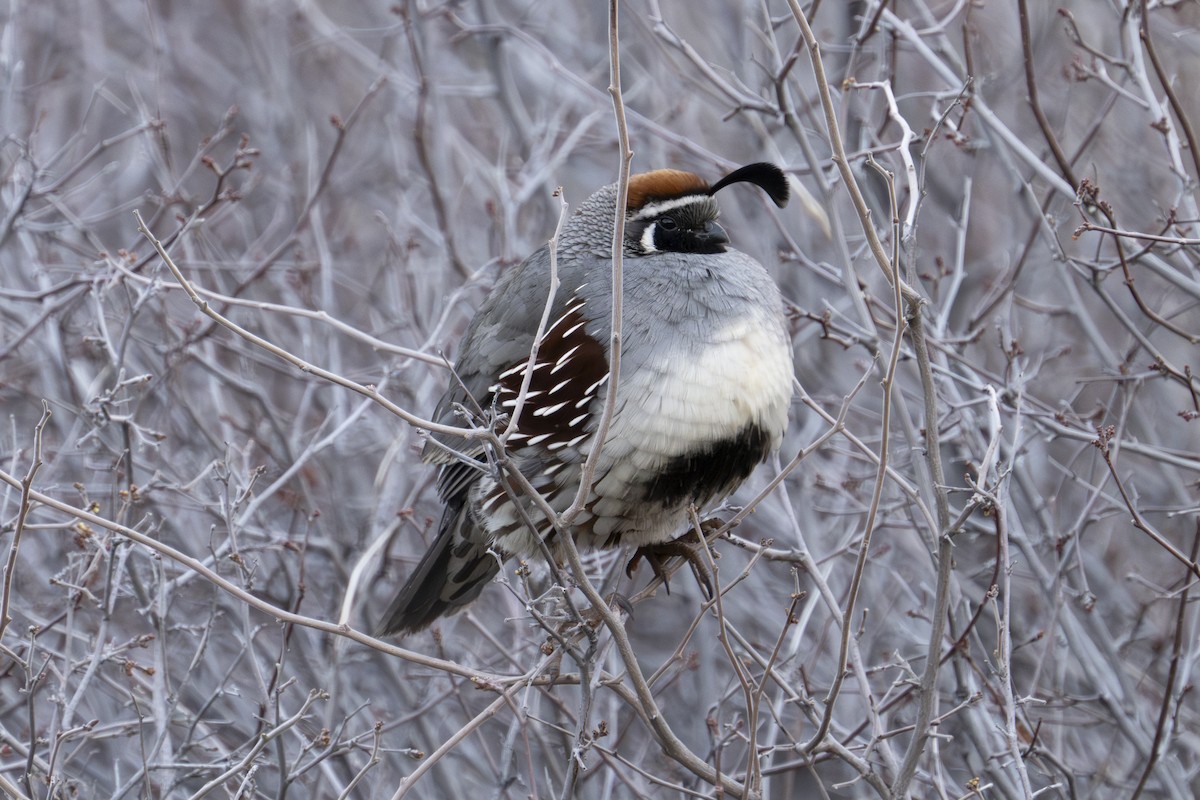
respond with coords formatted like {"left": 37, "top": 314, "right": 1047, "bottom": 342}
{"left": 533, "top": 401, "right": 568, "bottom": 417}
{"left": 501, "top": 389, "right": 543, "bottom": 406}
{"left": 545, "top": 311, "right": 571, "bottom": 334}
{"left": 551, "top": 346, "right": 581, "bottom": 374}
{"left": 584, "top": 374, "right": 610, "bottom": 395}
{"left": 546, "top": 298, "right": 585, "bottom": 332}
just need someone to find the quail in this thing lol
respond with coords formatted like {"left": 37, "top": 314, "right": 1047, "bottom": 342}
{"left": 376, "top": 163, "right": 794, "bottom": 636}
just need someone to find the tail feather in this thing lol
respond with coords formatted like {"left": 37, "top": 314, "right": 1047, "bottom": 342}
{"left": 375, "top": 500, "right": 501, "bottom": 637}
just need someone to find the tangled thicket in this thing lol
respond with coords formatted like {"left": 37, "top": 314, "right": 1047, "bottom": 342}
{"left": 2, "top": 2, "right": 1198, "bottom": 798}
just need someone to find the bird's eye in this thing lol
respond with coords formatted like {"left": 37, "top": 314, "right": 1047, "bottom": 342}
{"left": 657, "top": 216, "right": 678, "bottom": 231}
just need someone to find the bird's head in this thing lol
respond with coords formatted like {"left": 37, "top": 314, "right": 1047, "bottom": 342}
{"left": 623, "top": 163, "right": 789, "bottom": 256}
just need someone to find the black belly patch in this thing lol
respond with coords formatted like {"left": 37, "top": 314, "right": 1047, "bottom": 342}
{"left": 642, "top": 423, "right": 773, "bottom": 508}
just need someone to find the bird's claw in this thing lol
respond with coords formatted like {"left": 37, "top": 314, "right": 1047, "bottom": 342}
{"left": 625, "top": 530, "right": 715, "bottom": 599}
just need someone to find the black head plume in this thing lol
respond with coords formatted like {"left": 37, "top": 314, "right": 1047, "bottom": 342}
{"left": 708, "top": 163, "right": 790, "bottom": 208}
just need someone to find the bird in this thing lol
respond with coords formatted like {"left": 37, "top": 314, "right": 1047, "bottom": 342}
{"left": 375, "top": 162, "right": 794, "bottom": 636}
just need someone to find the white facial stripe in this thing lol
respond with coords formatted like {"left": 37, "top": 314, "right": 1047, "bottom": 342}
{"left": 628, "top": 194, "right": 709, "bottom": 221}
{"left": 639, "top": 222, "right": 658, "bottom": 253}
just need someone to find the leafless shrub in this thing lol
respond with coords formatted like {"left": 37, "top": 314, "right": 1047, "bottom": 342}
{"left": 2, "top": 1, "right": 1198, "bottom": 798}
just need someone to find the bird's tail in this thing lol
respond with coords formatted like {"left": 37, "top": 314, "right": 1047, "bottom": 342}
{"left": 374, "top": 499, "right": 502, "bottom": 637}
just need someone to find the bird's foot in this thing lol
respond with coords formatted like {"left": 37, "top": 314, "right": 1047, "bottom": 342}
{"left": 625, "top": 530, "right": 715, "bottom": 599}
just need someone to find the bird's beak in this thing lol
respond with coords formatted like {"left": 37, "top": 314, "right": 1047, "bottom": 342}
{"left": 698, "top": 220, "right": 729, "bottom": 249}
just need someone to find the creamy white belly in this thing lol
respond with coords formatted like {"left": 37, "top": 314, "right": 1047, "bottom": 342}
{"left": 574, "top": 318, "right": 792, "bottom": 544}
{"left": 608, "top": 318, "right": 792, "bottom": 459}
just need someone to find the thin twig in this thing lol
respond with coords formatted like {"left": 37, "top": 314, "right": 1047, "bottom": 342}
{"left": 746, "top": 590, "right": 805, "bottom": 799}
{"left": 849, "top": 81, "right": 919, "bottom": 237}
{"left": 563, "top": 0, "right": 630, "bottom": 524}
{"left": 686, "top": 509, "right": 757, "bottom": 795}
{"left": 983, "top": 386, "right": 1036, "bottom": 798}
{"left": 390, "top": 690, "right": 514, "bottom": 799}
{"left": 105, "top": 254, "right": 449, "bottom": 365}
{"left": 804, "top": 156, "right": 906, "bottom": 754}
{"left": 1074, "top": 220, "right": 1200, "bottom": 248}
{"left": 1094, "top": 426, "right": 1200, "bottom": 579}
{"left": 1139, "top": 0, "right": 1200, "bottom": 190}
{"left": 554, "top": 528, "right": 754, "bottom": 799}
{"left": 0, "top": 466, "right": 517, "bottom": 684}
{"left": 401, "top": 4, "right": 471, "bottom": 280}
{"left": 784, "top": 0, "right": 919, "bottom": 304}
{"left": 132, "top": 210, "right": 483, "bottom": 440}
{"left": 891, "top": 307, "right": 955, "bottom": 800}
{"left": 880, "top": 8, "right": 1076, "bottom": 199}
{"left": 185, "top": 689, "right": 327, "bottom": 800}
{"left": 1130, "top": 522, "right": 1200, "bottom": 799}
{"left": 503, "top": 189, "right": 570, "bottom": 445}
{"left": 1017, "top": 0, "right": 1078, "bottom": 188}
{"left": 0, "top": 401, "right": 50, "bottom": 643}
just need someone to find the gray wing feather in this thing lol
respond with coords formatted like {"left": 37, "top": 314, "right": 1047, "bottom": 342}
{"left": 422, "top": 243, "right": 579, "bottom": 464}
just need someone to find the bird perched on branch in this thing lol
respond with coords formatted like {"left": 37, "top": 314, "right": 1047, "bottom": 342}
{"left": 376, "top": 163, "right": 794, "bottom": 636}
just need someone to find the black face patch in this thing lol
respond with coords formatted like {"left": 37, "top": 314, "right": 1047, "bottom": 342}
{"left": 642, "top": 423, "right": 773, "bottom": 508}
{"left": 651, "top": 215, "right": 729, "bottom": 254}
{"left": 628, "top": 195, "right": 728, "bottom": 255}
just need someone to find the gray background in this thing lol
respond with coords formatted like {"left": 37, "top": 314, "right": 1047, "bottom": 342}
{"left": 2, "top": 1, "right": 1199, "bottom": 798}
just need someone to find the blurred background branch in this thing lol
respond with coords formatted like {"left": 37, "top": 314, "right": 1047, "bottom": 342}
{"left": 1, "top": 1, "right": 1199, "bottom": 797}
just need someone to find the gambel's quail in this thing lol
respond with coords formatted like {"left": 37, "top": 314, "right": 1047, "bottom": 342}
{"left": 377, "top": 163, "right": 794, "bottom": 636}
